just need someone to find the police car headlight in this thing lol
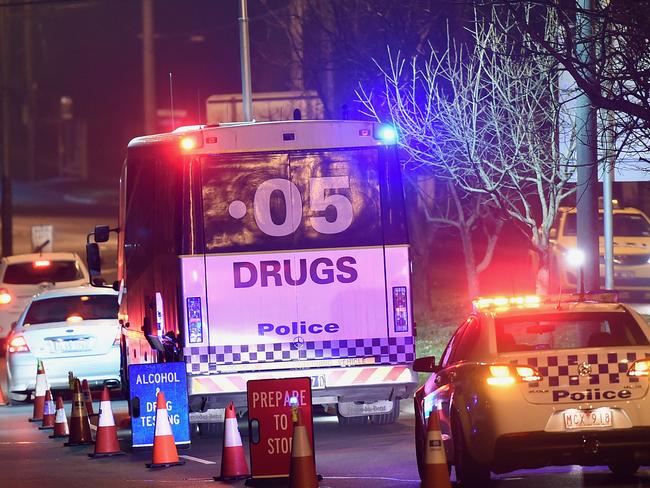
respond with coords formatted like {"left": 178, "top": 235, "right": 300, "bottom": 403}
{"left": 628, "top": 359, "right": 650, "bottom": 377}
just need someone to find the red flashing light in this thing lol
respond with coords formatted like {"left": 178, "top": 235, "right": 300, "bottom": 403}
{"left": 180, "top": 136, "right": 201, "bottom": 151}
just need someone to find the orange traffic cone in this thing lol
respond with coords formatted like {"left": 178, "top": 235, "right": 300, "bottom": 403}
{"left": 0, "top": 382, "right": 7, "bottom": 406}
{"left": 89, "top": 387, "right": 125, "bottom": 457}
{"left": 289, "top": 410, "right": 319, "bottom": 488}
{"left": 50, "top": 396, "right": 70, "bottom": 438}
{"left": 214, "top": 402, "right": 249, "bottom": 480}
{"left": 422, "top": 411, "right": 452, "bottom": 488}
{"left": 64, "top": 378, "right": 94, "bottom": 446}
{"left": 146, "top": 391, "right": 184, "bottom": 468}
{"left": 29, "top": 359, "right": 48, "bottom": 422}
{"left": 39, "top": 390, "right": 56, "bottom": 430}
{"left": 81, "top": 379, "right": 96, "bottom": 417}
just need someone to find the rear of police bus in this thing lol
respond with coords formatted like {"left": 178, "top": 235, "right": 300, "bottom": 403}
{"left": 177, "top": 121, "right": 417, "bottom": 423}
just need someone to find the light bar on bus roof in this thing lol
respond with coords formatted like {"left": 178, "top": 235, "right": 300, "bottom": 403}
{"left": 473, "top": 295, "right": 541, "bottom": 311}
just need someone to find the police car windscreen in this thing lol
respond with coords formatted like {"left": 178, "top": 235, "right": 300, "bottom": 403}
{"left": 495, "top": 312, "right": 649, "bottom": 353}
{"left": 201, "top": 149, "right": 386, "bottom": 253}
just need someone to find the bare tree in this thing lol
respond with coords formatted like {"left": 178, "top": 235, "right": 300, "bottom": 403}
{"left": 257, "top": 0, "right": 470, "bottom": 118}
{"left": 483, "top": 0, "right": 650, "bottom": 157}
{"left": 359, "top": 13, "right": 577, "bottom": 294}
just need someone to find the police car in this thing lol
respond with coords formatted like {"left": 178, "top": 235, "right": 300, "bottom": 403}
{"left": 413, "top": 293, "right": 650, "bottom": 486}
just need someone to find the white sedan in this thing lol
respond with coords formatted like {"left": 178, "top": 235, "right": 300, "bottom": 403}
{"left": 6, "top": 286, "right": 121, "bottom": 403}
{"left": 0, "top": 252, "right": 90, "bottom": 343}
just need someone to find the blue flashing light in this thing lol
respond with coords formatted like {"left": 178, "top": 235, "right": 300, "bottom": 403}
{"left": 377, "top": 124, "right": 398, "bottom": 144}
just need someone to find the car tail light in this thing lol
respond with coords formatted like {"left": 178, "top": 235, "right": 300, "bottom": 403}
{"left": 8, "top": 335, "right": 29, "bottom": 353}
{"left": 33, "top": 260, "right": 51, "bottom": 268}
{"left": 0, "top": 288, "right": 11, "bottom": 305}
{"left": 628, "top": 359, "right": 650, "bottom": 377}
{"left": 486, "top": 364, "right": 542, "bottom": 386}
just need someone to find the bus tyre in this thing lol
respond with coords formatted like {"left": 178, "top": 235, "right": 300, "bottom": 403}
{"left": 608, "top": 462, "right": 639, "bottom": 478}
{"left": 370, "top": 399, "right": 400, "bottom": 425}
{"left": 452, "top": 415, "right": 491, "bottom": 487}
{"left": 336, "top": 408, "right": 369, "bottom": 426}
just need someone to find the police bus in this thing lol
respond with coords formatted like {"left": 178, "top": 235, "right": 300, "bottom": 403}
{"left": 89, "top": 120, "right": 416, "bottom": 425}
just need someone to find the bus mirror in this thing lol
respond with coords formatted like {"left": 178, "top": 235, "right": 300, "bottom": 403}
{"left": 86, "top": 242, "right": 102, "bottom": 277}
{"left": 94, "top": 225, "right": 111, "bottom": 243}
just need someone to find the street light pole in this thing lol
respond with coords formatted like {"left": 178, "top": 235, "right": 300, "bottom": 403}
{"left": 142, "top": 0, "right": 156, "bottom": 134}
{"left": 238, "top": 0, "right": 253, "bottom": 122}
{"left": 575, "top": 0, "right": 599, "bottom": 292}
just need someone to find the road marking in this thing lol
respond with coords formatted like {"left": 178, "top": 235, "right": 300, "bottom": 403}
{"left": 0, "top": 441, "right": 53, "bottom": 445}
{"left": 179, "top": 454, "right": 217, "bottom": 465}
{"left": 326, "top": 476, "right": 419, "bottom": 483}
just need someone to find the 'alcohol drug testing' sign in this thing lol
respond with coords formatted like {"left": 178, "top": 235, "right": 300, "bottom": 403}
{"left": 129, "top": 362, "right": 190, "bottom": 447}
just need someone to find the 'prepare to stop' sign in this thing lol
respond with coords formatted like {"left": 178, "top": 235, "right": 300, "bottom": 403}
{"left": 247, "top": 377, "right": 314, "bottom": 479}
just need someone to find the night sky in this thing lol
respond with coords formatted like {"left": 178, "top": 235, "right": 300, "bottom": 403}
{"left": 5, "top": 0, "right": 288, "bottom": 181}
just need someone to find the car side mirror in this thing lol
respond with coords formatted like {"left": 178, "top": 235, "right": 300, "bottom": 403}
{"left": 549, "top": 228, "right": 557, "bottom": 240}
{"left": 413, "top": 356, "right": 438, "bottom": 373}
{"left": 86, "top": 242, "right": 102, "bottom": 277}
{"left": 94, "top": 225, "right": 111, "bottom": 243}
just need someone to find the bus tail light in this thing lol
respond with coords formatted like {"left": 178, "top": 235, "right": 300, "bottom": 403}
{"left": 628, "top": 359, "right": 650, "bottom": 377}
{"left": 8, "top": 335, "right": 29, "bottom": 353}
{"left": 0, "top": 288, "right": 11, "bottom": 305}
{"left": 487, "top": 364, "right": 542, "bottom": 386}
{"left": 392, "top": 286, "right": 409, "bottom": 332}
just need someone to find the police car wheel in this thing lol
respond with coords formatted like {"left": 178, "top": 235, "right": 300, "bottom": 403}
{"left": 452, "top": 416, "right": 490, "bottom": 487}
{"left": 608, "top": 462, "right": 639, "bottom": 478}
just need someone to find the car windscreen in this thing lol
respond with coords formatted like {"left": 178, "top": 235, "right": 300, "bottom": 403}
{"left": 495, "top": 312, "right": 649, "bottom": 352}
{"left": 563, "top": 213, "right": 650, "bottom": 237}
{"left": 23, "top": 295, "right": 118, "bottom": 325}
{"left": 3, "top": 260, "right": 83, "bottom": 285}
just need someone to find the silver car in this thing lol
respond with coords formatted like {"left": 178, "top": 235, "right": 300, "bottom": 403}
{"left": 6, "top": 286, "right": 120, "bottom": 403}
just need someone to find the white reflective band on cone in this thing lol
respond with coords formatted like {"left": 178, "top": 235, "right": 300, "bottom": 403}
{"left": 425, "top": 429, "right": 446, "bottom": 464}
{"left": 98, "top": 401, "right": 115, "bottom": 427}
{"left": 155, "top": 407, "right": 173, "bottom": 436}
{"left": 35, "top": 374, "right": 47, "bottom": 396}
{"left": 224, "top": 417, "right": 243, "bottom": 447}
{"left": 44, "top": 400, "right": 55, "bottom": 415}
{"left": 55, "top": 408, "right": 67, "bottom": 423}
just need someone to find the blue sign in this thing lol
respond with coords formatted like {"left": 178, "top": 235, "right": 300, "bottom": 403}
{"left": 128, "top": 362, "right": 190, "bottom": 448}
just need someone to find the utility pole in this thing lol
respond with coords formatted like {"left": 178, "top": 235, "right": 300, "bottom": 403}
{"left": 24, "top": 4, "right": 36, "bottom": 181}
{"left": 238, "top": 0, "right": 253, "bottom": 121}
{"left": 575, "top": 0, "right": 599, "bottom": 292}
{"left": 142, "top": 0, "right": 156, "bottom": 134}
{"left": 1, "top": 7, "right": 13, "bottom": 257}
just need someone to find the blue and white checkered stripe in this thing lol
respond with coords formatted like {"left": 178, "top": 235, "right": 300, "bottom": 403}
{"left": 183, "top": 336, "right": 415, "bottom": 374}
{"left": 515, "top": 350, "right": 650, "bottom": 387}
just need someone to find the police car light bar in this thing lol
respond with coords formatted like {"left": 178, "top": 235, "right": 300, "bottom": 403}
{"left": 473, "top": 295, "right": 541, "bottom": 311}
{"left": 545, "top": 290, "right": 619, "bottom": 305}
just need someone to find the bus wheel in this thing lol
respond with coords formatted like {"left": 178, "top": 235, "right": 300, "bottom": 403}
{"left": 336, "top": 407, "right": 369, "bottom": 426}
{"left": 370, "top": 399, "right": 401, "bottom": 425}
